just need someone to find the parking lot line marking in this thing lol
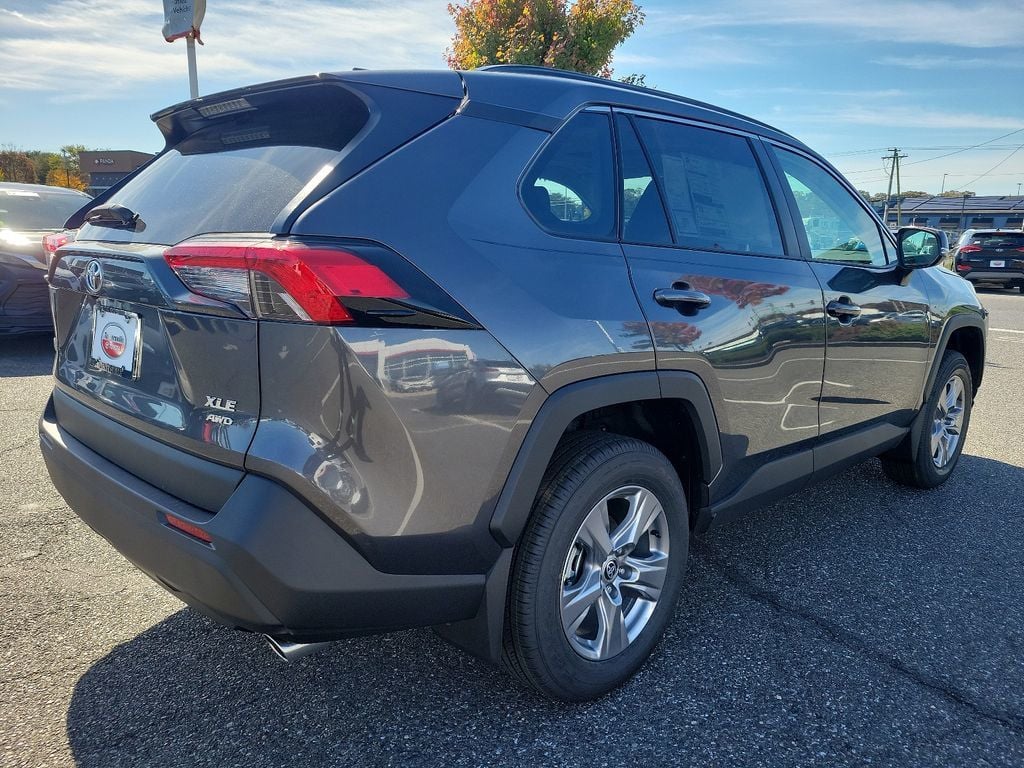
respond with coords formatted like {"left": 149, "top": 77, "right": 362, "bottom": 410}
{"left": 990, "top": 328, "right": 1024, "bottom": 334}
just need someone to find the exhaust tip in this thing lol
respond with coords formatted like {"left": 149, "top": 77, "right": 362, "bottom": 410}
{"left": 264, "top": 635, "right": 332, "bottom": 662}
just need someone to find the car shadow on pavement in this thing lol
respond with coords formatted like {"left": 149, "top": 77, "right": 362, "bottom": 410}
{"left": 0, "top": 334, "right": 54, "bottom": 377}
{"left": 66, "top": 455, "right": 1024, "bottom": 767}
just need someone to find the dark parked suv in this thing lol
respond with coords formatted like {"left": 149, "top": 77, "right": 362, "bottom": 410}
{"left": 953, "top": 228, "right": 1024, "bottom": 292}
{"left": 40, "top": 66, "right": 987, "bottom": 701}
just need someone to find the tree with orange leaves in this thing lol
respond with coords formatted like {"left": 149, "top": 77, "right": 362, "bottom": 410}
{"left": 446, "top": 0, "right": 644, "bottom": 78}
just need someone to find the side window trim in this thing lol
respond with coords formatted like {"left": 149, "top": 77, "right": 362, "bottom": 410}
{"left": 619, "top": 108, "right": 794, "bottom": 260}
{"left": 762, "top": 139, "right": 897, "bottom": 269}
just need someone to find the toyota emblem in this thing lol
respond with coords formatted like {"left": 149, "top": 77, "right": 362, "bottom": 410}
{"left": 84, "top": 260, "right": 103, "bottom": 294}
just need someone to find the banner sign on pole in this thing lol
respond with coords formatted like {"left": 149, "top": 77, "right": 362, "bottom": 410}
{"left": 162, "top": 0, "right": 206, "bottom": 43}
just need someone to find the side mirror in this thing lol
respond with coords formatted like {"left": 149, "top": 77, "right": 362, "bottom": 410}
{"left": 896, "top": 226, "right": 947, "bottom": 269}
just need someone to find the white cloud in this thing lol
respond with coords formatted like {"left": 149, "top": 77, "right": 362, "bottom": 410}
{"left": 0, "top": 0, "right": 452, "bottom": 94}
{"left": 873, "top": 54, "right": 1024, "bottom": 70}
{"left": 649, "top": 0, "right": 1024, "bottom": 48}
{"left": 615, "top": 35, "right": 769, "bottom": 70}
{"left": 772, "top": 105, "right": 1024, "bottom": 132}
{"left": 716, "top": 86, "right": 908, "bottom": 99}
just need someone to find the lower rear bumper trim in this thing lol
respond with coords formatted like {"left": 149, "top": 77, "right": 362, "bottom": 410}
{"left": 39, "top": 395, "right": 486, "bottom": 641}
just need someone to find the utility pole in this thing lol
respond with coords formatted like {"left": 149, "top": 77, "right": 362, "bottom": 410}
{"left": 895, "top": 149, "right": 904, "bottom": 227}
{"left": 883, "top": 150, "right": 895, "bottom": 226}
{"left": 882, "top": 148, "right": 907, "bottom": 228}
{"left": 941, "top": 173, "right": 949, "bottom": 194}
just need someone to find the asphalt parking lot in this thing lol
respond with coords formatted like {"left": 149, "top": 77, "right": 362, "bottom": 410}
{"left": 1, "top": 289, "right": 1023, "bottom": 767}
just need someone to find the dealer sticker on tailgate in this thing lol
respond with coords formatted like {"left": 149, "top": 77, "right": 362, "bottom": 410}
{"left": 90, "top": 305, "right": 141, "bottom": 378}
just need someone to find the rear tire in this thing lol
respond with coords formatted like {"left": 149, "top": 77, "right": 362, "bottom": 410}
{"left": 881, "top": 351, "right": 972, "bottom": 489}
{"left": 503, "top": 431, "right": 688, "bottom": 701}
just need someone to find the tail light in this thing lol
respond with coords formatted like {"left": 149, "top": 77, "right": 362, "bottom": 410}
{"left": 958, "top": 244, "right": 981, "bottom": 254}
{"left": 165, "top": 235, "right": 474, "bottom": 328}
{"left": 42, "top": 231, "right": 74, "bottom": 265}
{"left": 1016, "top": 247, "right": 1024, "bottom": 253}
{"left": 956, "top": 263, "right": 972, "bottom": 273}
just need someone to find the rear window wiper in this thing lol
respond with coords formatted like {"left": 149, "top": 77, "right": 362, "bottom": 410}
{"left": 84, "top": 204, "right": 142, "bottom": 230}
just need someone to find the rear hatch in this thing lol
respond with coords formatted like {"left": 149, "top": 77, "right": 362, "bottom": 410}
{"left": 957, "top": 231, "right": 1024, "bottom": 273}
{"left": 48, "top": 74, "right": 462, "bottom": 509}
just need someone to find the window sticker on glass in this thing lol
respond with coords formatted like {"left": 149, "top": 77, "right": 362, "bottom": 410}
{"left": 634, "top": 117, "right": 783, "bottom": 256}
{"left": 661, "top": 156, "right": 697, "bottom": 235}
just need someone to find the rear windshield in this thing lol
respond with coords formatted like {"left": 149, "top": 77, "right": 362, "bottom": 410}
{"left": 77, "top": 82, "right": 371, "bottom": 245}
{"left": 76, "top": 144, "right": 342, "bottom": 245}
{"left": 0, "top": 188, "right": 89, "bottom": 231}
{"left": 971, "top": 232, "right": 1024, "bottom": 247}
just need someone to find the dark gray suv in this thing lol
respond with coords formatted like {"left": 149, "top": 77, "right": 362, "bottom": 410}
{"left": 40, "top": 66, "right": 987, "bottom": 701}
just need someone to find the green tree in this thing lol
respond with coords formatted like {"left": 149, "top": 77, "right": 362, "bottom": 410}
{"left": 0, "top": 148, "right": 37, "bottom": 183}
{"left": 24, "top": 150, "right": 57, "bottom": 184}
{"left": 446, "top": 0, "right": 644, "bottom": 79}
{"left": 48, "top": 145, "right": 89, "bottom": 189}
{"left": 939, "top": 190, "right": 975, "bottom": 198}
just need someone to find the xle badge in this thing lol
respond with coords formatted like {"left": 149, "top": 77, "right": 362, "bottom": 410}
{"left": 204, "top": 396, "right": 237, "bottom": 412}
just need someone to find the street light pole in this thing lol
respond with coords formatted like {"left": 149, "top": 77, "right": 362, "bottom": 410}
{"left": 186, "top": 34, "right": 199, "bottom": 99}
{"left": 941, "top": 173, "right": 948, "bottom": 194}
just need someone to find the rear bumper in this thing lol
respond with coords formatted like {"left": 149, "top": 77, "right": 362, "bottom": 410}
{"left": 39, "top": 395, "right": 484, "bottom": 641}
{"left": 964, "top": 270, "right": 1024, "bottom": 284}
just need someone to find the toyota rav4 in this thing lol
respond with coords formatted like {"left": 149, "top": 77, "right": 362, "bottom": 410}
{"left": 40, "top": 66, "right": 987, "bottom": 701}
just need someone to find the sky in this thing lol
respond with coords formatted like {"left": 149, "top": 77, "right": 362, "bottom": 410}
{"left": 1, "top": 0, "right": 1022, "bottom": 196}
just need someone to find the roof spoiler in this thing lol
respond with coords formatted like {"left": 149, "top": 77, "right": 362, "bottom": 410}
{"left": 150, "top": 73, "right": 336, "bottom": 147}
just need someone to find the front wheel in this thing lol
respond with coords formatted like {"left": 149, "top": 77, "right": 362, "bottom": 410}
{"left": 503, "top": 431, "right": 688, "bottom": 701}
{"left": 881, "top": 350, "right": 973, "bottom": 488}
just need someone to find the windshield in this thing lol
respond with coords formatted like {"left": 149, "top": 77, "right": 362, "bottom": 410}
{"left": 0, "top": 188, "right": 88, "bottom": 231}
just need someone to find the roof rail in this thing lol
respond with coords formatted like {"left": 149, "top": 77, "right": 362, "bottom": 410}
{"left": 476, "top": 64, "right": 791, "bottom": 138}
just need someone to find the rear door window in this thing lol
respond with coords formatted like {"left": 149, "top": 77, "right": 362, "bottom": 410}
{"left": 521, "top": 112, "right": 616, "bottom": 239}
{"left": 616, "top": 114, "right": 671, "bottom": 245}
{"left": 633, "top": 117, "right": 783, "bottom": 256}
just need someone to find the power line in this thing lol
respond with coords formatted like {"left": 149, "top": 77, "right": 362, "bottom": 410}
{"left": 834, "top": 127, "right": 1024, "bottom": 176}
{"left": 851, "top": 144, "right": 1024, "bottom": 189}
{"left": 958, "top": 143, "right": 1024, "bottom": 189}
{"left": 900, "top": 127, "right": 1024, "bottom": 168}
{"left": 833, "top": 144, "right": 1024, "bottom": 157}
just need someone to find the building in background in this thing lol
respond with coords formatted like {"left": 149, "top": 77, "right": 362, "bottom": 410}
{"left": 872, "top": 196, "right": 1024, "bottom": 237}
{"left": 78, "top": 150, "right": 154, "bottom": 196}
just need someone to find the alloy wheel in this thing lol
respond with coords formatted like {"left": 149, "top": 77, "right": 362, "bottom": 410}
{"left": 931, "top": 374, "right": 966, "bottom": 468}
{"left": 559, "top": 485, "right": 670, "bottom": 661}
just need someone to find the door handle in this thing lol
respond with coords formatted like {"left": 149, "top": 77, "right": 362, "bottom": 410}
{"left": 653, "top": 288, "right": 712, "bottom": 310}
{"left": 826, "top": 297, "right": 862, "bottom": 320}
